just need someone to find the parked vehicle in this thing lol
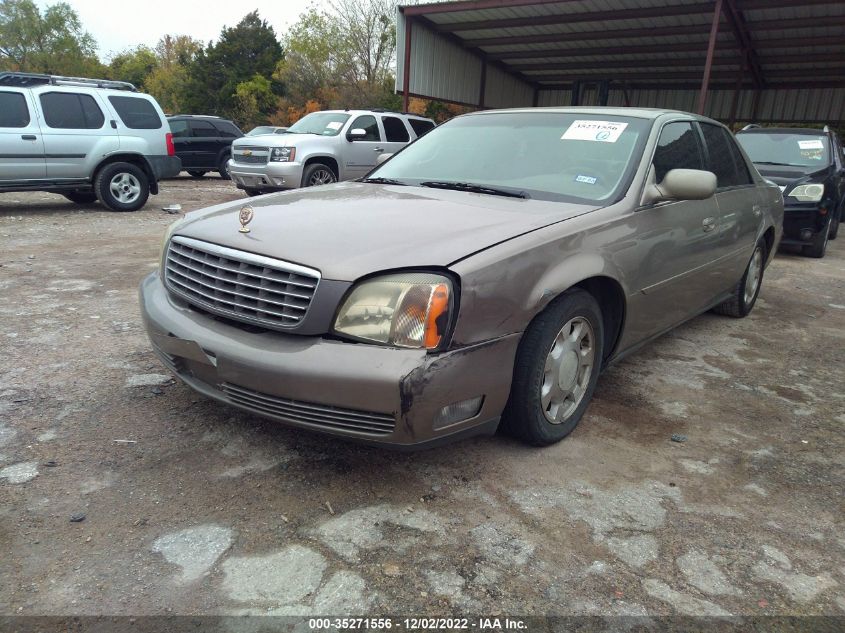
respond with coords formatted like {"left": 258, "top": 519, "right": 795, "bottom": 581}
{"left": 227, "top": 109, "right": 436, "bottom": 195}
{"left": 0, "top": 72, "right": 180, "bottom": 211}
{"left": 736, "top": 125, "right": 844, "bottom": 258}
{"left": 141, "top": 107, "right": 782, "bottom": 448}
{"left": 166, "top": 114, "right": 242, "bottom": 180}
{"left": 246, "top": 126, "right": 288, "bottom": 136}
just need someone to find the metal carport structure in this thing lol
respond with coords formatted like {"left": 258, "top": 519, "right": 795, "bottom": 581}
{"left": 396, "top": 0, "right": 845, "bottom": 124}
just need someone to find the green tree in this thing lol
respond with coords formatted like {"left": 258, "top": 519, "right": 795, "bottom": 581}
{"left": 0, "top": 0, "right": 104, "bottom": 76}
{"left": 142, "top": 35, "right": 201, "bottom": 113}
{"left": 184, "top": 11, "right": 283, "bottom": 121}
{"left": 233, "top": 74, "right": 277, "bottom": 129}
{"left": 108, "top": 45, "right": 157, "bottom": 89}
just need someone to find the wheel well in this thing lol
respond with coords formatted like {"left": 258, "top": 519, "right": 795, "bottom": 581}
{"left": 762, "top": 226, "right": 775, "bottom": 258}
{"left": 94, "top": 154, "right": 157, "bottom": 194}
{"left": 573, "top": 276, "right": 626, "bottom": 363}
{"left": 304, "top": 156, "right": 338, "bottom": 179}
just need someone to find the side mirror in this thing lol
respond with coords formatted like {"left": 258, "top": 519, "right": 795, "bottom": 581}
{"left": 347, "top": 128, "right": 366, "bottom": 141}
{"left": 645, "top": 168, "right": 717, "bottom": 204}
{"left": 376, "top": 153, "right": 393, "bottom": 165}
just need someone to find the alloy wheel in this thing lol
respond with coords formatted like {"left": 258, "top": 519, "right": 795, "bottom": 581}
{"left": 308, "top": 169, "right": 336, "bottom": 186}
{"left": 109, "top": 173, "right": 141, "bottom": 204}
{"left": 541, "top": 317, "right": 595, "bottom": 424}
{"left": 744, "top": 246, "right": 763, "bottom": 305}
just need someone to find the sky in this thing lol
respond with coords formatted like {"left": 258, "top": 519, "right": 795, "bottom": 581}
{"left": 40, "top": 0, "right": 330, "bottom": 59}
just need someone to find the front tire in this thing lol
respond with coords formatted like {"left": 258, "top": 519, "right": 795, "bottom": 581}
{"left": 301, "top": 163, "right": 337, "bottom": 188}
{"left": 244, "top": 188, "right": 263, "bottom": 197}
{"left": 802, "top": 221, "right": 830, "bottom": 258}
{"left": 829, "top": 211, "right": 840, "bottom": 240}
{"left": 503, "top": 289, "right": 604, "bottom": 446}
{"left": 62, "top": 192, "right": 98, "bottom": 204}
{"left": 713, "top": 239, "right": 765, "bottom": 318}
{"left": 94, "top": 163, "right": 149, "bottom": 212}
{"left": 218, "top": 156, "right": 231, "bottom": 180}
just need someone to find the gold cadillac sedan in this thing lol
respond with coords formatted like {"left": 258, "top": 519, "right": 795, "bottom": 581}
{"left": 140, "top": 107, "right": 783, "bottom": 448}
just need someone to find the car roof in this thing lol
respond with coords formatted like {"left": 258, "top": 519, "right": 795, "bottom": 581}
{"left": 471, "top": 106, "right": 722, "bottom": 123}
{"left": 736, "top": 127, "right": 831, "bottom": 135}
{"left": 317, "top": 109, "right": 434, "bottom": 121}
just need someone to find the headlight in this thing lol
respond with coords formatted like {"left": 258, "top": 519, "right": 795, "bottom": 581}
{"left": 270, "top": 147, "right": 295, "bottom": 162}
{"left": 788, "top": 183, "right": 824, "bottom": 202}
{"left": 333, "top": 272, "right": 453, "bottom": 350}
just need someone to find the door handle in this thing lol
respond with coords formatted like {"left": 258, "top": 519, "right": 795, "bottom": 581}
{"left": 702, "top": 217, "right": 717, "bottom": 232}
{"left": 21, "top": 134, "right": 37, "bottom": 140}
{"left": 373, "top": 147, "right": 384, "bottom": 152}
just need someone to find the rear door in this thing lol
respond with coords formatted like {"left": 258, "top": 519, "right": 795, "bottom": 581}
{"left": 189, "top": 120, "right": 222, "bottom": 169}
{"left": 0, "top": 89, "right": 46, "bottom": 181}
{"left": 38, "top": 90, "right": 118, "bottom": 179}
{"left": 380, "top": 115, "right": 411, "bottom": 155}
{"left": 699, "top": 122, "right": 760, "bottom": 287}
{"left": 343, "top": 114, "right": 383, "bottom": 179}
{"left": 626, "top": 120, "right": 723, "bottom": 340}
{"left": 168, "top": 119, "right": 192, "bottom": 168}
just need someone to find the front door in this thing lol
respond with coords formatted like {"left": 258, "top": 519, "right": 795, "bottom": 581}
{"left": 0, "top": 89, "right": 46, "bottom": 182}
{"left": 624, "top": 120, "right": 723, "bottom": 343}
{"left": 343, "top": 114, "right": 383, "bottom": 179}
{"left": 37, "top": 90, "right": 119, "bottom": 180}
{"left": 188, "top": 120, "right": 221, "bottom": 169}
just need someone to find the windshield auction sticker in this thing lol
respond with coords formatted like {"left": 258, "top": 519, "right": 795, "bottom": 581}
{"left": 798, "top": 139, "right": 824, "bottom": 150}
{"left": 562, "top": 120, "right": 629, "bottom": 143}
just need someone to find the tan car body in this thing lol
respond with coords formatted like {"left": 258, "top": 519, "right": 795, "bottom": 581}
{"left": 140, "top": 107, "right": 783, "bottom": 448}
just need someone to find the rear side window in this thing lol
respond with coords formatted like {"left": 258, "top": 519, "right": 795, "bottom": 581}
{"left": 213, "top": 121, "right": 241, "bottom": 137}
{"left": 382, "top": 116, "right": 409, "bottom": 142}
{"left": 108, "top": 96, "right": 162, "bottom": 129}
{"left": 189, "top": 120, "right": 217, "bottom": 138}
{"left": 168, "top": 119, "right": 189, "bottom": 137}
{"left": 701, "top": 123, "right": 749, "bottom": 188}
{"left": 408, "top": 118, "right": 435, "bottom": 137}
{"left": 0, "top": 92, "right": 30, "bottom": 127}
{"left": 652, "top": 122, "right": 704, "bottom": 183}
{"left": 349, "top": 115, "right": 380, "bottom": 141}
{"left": 39, "top": 92, "right": 104, "bottom": 129}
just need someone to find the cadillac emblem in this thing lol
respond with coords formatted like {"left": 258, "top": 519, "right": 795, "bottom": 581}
{"left": 238, "top": 205, "right": 254, "bottom": 233}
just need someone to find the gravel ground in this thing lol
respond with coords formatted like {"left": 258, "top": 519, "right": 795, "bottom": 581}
{"left": 1, "top": 176, "right": 844, "bottom": 618}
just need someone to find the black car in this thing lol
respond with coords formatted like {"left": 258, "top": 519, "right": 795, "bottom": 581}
{"left": 166, "top": 115, "right": 243, "bottom": 180}
{"left": 736, "top": 125, "right": 844, "bottom": 258}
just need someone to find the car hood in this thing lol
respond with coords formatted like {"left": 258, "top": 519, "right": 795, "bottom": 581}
{"left": 172, "top": 182, "right": 598, "bottom": 280}
{"left": 233, "top": 133, "right": 318, "bottom": 148}
{"left": 753, "top": 163, "right": 832, "bottom": 188}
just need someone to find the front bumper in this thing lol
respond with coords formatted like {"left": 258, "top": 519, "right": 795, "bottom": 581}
{"left": 780, "top": 203, "right": 830, "bottom": 246}
{"left": 148, "top": 155, "right": 182, "bottom": 180}
{"left": 139, "top": 272, "right": 518, "bottom": 448}
{"left": 228, "top": 160, "right": 304, "bottom": 191}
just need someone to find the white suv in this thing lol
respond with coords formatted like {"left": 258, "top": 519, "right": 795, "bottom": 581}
{"left": 228, "top": 109, "right": 435, "bottom": 195}
{"left": 0, "top": 72, "right": 181, "bottom": 211}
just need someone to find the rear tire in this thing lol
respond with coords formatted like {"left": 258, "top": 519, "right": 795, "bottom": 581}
{"left": 713, "top": 239, "right": 766, "bottom": 318}
{"left": 218, "top": 156, "right": 231, "bottom": 180}
{"left": 301, "top": 163, "right": 337, "bottom": 188}
{"left": 802, "top": 221, "right": 830, "bottom": 258}
{"left": 94, "top": 162, "right": 149, "bottom": 212}
{"left": 62, "top": 192, "right": 98, "bottom": 204}
{"left": 187, "top": 170, "right": 206, "bottom": 179}
{"left": 502, "top": 289, "right": 604, "bottom": 446}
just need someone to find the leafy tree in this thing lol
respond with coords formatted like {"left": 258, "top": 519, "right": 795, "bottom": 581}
{"left": 233, "top": 74, "right": 277, "bottom": 129}
{"left": 108, "top": 45, "right": 157, "bottom": 89}
{"left": 143, "top": 35, "right": 201, "bottom": 113}
{"left": 0, "top": 0, "right": 104, "bottom": 76}
{"left": 184, "top": 11, "right": 283, "bottom": 120}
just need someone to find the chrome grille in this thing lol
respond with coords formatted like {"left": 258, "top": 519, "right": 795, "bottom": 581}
{"left": 233, "top": 146, "right": 269, "bottom": 165}
{"left": 165, "top": 236, "right": 319, "bottom": 329}
{"left": 222, "top": 383, "right": 396, "bottom": 436}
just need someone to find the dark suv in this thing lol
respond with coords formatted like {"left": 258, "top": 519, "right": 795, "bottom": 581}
{"left": 736, "top": 125, "right": 844, "bottom": 258}
{"left": 166, "top": 115, "right": 243, "bottom": 180}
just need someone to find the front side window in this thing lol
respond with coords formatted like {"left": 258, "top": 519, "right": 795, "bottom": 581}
{"left": 701, "top": 123, "right": 746, "bottom": 189}
{"left": 736, "top": 131, "right": 831, "bottom": 171}
{"left": 286, "top": 112, "right": 350, "bottom": 136}
{"left": 108, "top": 96, "right": 162, "bottom": 129}
{"left": 0, "top": 91, "right": 30, "bottom": 128}
{"left": 722, "top": 129, "right": 752, "bottom": 185}
{"left": 652, "top": 122, "right": 704, "bottom": 183}
{"left": 40, "top": 92, "right": 105, "bottom": 129}
{"left": 189, "top": 120, "right": 217, "bottom": 138}
{"left": 382, "top": 116, "right": 409, "bottom": 142}
{"left": 370, "top": 112, "right": 649, "bottom": 203}
{"left": 349, "top": 115, "right": 380, "bottom": 141}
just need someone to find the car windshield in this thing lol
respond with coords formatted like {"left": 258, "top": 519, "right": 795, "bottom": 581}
{"left": 736, "top": 132, "right": 831, "bottom": 169}
{"left": 247, "top": 126, "right": 275, "bottom": 136}
{"left": 286, "top": 112, "right": 350, "bottom": 136}
{"left": 369, "top": 112, "right": 649, "bottom": 203}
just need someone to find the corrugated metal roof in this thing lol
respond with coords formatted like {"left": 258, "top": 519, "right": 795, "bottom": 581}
{"left": 397, "top": 0, "right": 845, "bottom": 122}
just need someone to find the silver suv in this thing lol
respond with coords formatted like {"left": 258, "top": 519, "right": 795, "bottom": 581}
{"left": 228, "top": 109, "right": 435, "bottom": 195}
{"left": 0, "top": 72, "right": 181, "bottom": 211}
